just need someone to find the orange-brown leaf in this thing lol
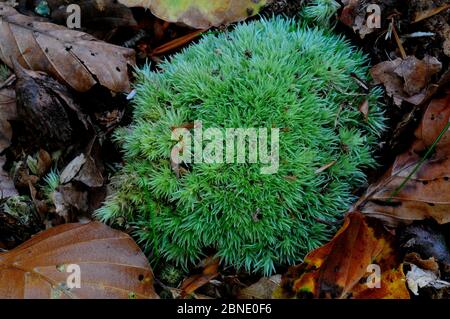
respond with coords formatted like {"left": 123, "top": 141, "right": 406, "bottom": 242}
{"left": 276, "top": 212, "right": 409, "bottom": 299}
{"left": 0, "top": 222, "right": 158, "bottom": 299}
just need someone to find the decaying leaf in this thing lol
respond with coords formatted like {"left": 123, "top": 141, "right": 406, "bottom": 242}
{"left": 406, "top": 264, "right": 450, "bottom": 295}
{"left": 275, "top": 212, "right": 410, "bottom": 299}
{"left": 339, "top": 0, "right": 378, "bottom": 39}
{"left": 118, "top": 0, "right": 269, "bottom": 29}
{"left": 0, "top": 222, "right": 159, "bottom": 299}
{"left": 357, "top": 91, "right": 450, "bottom": 225}
{"left": 0, "top": 4, "right": 135, "bottom": 93}
{"left": 371, "top": 55, "right": 442, "bottom": 106}
{"left": 0, "top": 87, "right": 17, "bottom": 153}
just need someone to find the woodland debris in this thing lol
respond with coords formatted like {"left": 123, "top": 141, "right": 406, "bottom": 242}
{"left": 357, "top": 91, "right": 450, "bottom": 225}
{"left": 371, "top": 55, "right": 442, "bottom": 107}
{"left": 0, "top": 3, "right": 135, "bottom": 93}
{"left": 276, "top": 212, "right": 409, "bottom": 299}
{"left": 14, "top": 61, "right": 91, "bottom": 149}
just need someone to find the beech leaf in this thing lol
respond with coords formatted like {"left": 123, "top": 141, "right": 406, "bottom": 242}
{"left": 118, "top": 0, "right": 269, "bottom": 29}
{"left": 0, "top": 4, "right": 135, "bottom": 93}
{"left": 0, "top": 222, "right": 159, "bottom": 299}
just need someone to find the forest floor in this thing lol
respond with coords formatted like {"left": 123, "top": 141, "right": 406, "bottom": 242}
{"left": 0, "top": 0, "right": 450, "bottom": 299}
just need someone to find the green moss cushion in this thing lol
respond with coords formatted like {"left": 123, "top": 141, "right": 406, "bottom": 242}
{"left": 97, "top": 18, "right": 385, "bottom": 274}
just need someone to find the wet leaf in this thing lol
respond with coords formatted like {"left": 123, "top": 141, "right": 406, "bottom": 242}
{"left": 118, "top": 0, "right": 269, "bottom": 29}
{"left": 275, "top": 212, "right": 410, "bottom": 299}
{"left": 0, "top": 222, "right": 159, "bottom": 298}
{"left": 0, "top": 4, "right": 135, "bottom": 93}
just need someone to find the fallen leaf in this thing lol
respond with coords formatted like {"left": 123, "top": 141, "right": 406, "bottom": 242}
{"left": 0, "top": 87, "right": 17, "bottom": 153}
{"left": 0, "top": 222, "right": 159, "bottom": 298}
{"left": 413, "top": 3, "right": 450, "bottom": 23}
{"left": 60, "top": 149, "right": 103, "bottom": 188}
{"left": 405, "top": 264, "right": 450, "bottom": 295}
{"left": 339, "top": 0, "right": 377, "bottom": 39}
{"left": 0, "top": 155, "right": 18, "bottom": 200}
{"left": 51, "top": 0, "right": 137, "bottom": 37}
{"left": 238, "top": 275, "right": 281, "bottom": 299}
{"left": 275, "top": 212, "right": 410, "bottom": 299}
{"left": 404, "top": 253, "right": 439, "bottom": 273}
{"left": 118, "top": 0, "right": 269, "bottom": 29}
{"left": 180, "top": 257, "right": 220, "bottom": 298}
{"left": 357, "top": 91, "right": 450, "bottom": 225}
{"left": 371, "top": 55, "right": 442, "bottom": 106}
{"left": 0, "top": 4, "right": 135, "bottom": 93}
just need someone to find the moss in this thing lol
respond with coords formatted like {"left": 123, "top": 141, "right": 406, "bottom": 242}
{"left": 0, "top": 64, "right": 10, "bottom": 82}
{"left": 96, "top": 17, "right": 385, "bottom": 274}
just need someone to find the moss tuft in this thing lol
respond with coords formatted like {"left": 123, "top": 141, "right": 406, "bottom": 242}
{"left": 96, "top": 17, "right": 385, "bottom": 274}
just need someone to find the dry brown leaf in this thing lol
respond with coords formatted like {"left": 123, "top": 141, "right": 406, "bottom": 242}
{"left": 371, "top": 55, "right": 442, "bottom": 106}
{"left": 238, "top": 275, "right": 281, "bottom": 299}
{"left": 357, "top": 90, "right": 450, "bottom": 225}
{"left": 180, "top": 257, "right": 219, "bottom": 298}
{"left": 339, "top": 0, "right": 377, "bottom": 39}
{"left": 0, "top": 4, "right": 135, "bottom": 93}
{"left": 413, "top": 3, "right": 450, "bottom": 23}
{"left": 275, "top": 212, "right": 409, "bottom": 299}
{"left": 0, "top": 222, "right": 159, "bottom": 299}
{"left": 119, "top": 0, "right": 269, "bottom": 29}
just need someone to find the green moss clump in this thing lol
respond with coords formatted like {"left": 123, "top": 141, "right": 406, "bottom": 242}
{"left": 96, "top": 18, "right": 385, "bottom": 274}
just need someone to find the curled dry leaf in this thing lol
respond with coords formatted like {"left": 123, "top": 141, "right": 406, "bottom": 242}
{"left": 357, "top": 91, "right": 450, "bottom": 225}
{"left": 371, "top": 55, "right": 442, "bottom": 106}
{"left": 0, "top": 222, "right": 159, "bottom": 299}
{"left": 0, "top": 4, "right": 135, "bottom": 93}
{"left": 275, "top": 212, "right": 409, "bottom": 299}
{"left": 118, "top": 0, "right": 269, "bottom": 29}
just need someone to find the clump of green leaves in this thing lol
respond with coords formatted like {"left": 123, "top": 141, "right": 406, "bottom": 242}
{"left": 97, "top": 17, "right": 385, "bottom": 274}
